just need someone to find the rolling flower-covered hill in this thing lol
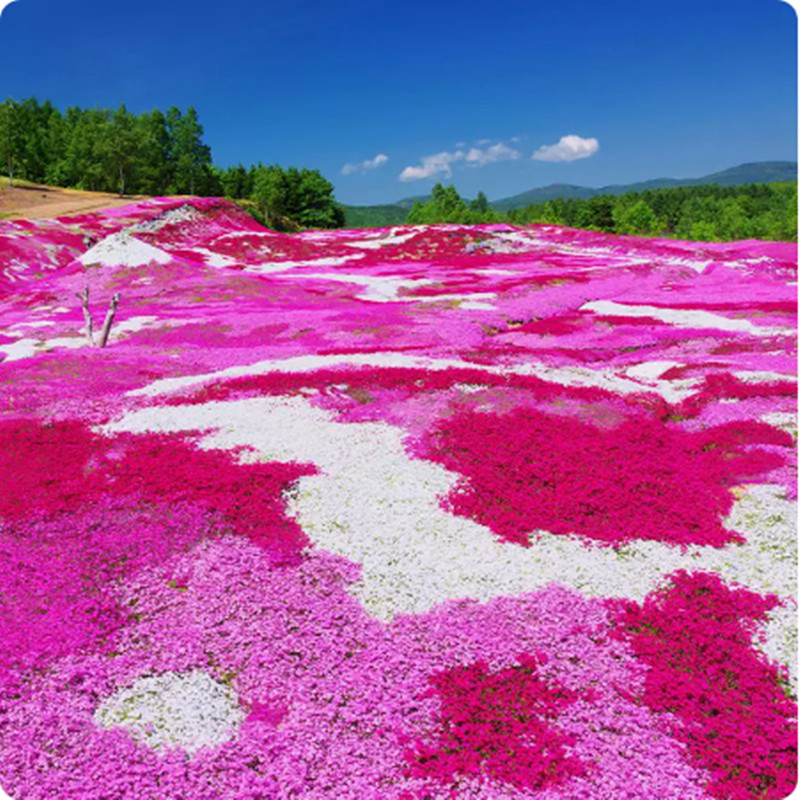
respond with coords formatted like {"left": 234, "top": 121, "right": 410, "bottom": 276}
{"left": 0, "top": 197, "right": 796, "bottom": 799}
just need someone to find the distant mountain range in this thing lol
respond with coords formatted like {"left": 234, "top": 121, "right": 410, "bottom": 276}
{"left": 341, "top": 161, "right": 797, "bottom": 227}
{"left": 490, "top": 161, "right": 798, "bottom": 212}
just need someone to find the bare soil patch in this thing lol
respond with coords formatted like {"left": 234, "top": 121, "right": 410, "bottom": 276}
{"left": 0, "top": 181, "right": 148, "bottom": 220}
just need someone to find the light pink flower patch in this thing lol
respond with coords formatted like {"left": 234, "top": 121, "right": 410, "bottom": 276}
{"left": 0, "top": 538, "right": 715, "bottom": 799}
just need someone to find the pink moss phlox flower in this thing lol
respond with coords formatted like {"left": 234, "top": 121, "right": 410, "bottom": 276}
{"left": 419, "top": 406, "right": 790, "bottom": 547}
{"left": 0, "top": 197, "right": 794, "bottom": 797}
{"left": 0, "top": 418, "right": 316, "bottom": 563}
{"left": 610, "top": 571, "right": 797, "bottom": 800}
{"left": 407, "top": 653, "right": 585, "bottom": 791}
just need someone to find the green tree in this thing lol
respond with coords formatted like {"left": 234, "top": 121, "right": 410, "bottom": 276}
{"left": 252, "top": 165, "right": 343, "bottom": 230}
{"left": 167, "top": 106, "right": 211, "bottom": 195}
{"left": 406, "top": 183, "right": 471, "bottom": 224}
{"left": 576, "top": 195, "right": 615, "bottom": 231}
{"left": 468, "top": 191, "right": 499, "bottom": 223}
{"left": 406, "top": 200, "right": 428, "bottom": 224}
{"left": 614, "top": 199, "right": 660, "bottom": 235}
{"left": 135, "top": 110, "right": 171, "bottom": 195}
{"left": 97, "top": 104, "right": 138, "bottom": 196}
{"left": 16, "top": 97, "right": 60, "bottom": 182}
{"left": 58, "top": 108, "right": 109, "bottom": 191}
{"left": 688, "top": 220, "right": 717, "bottom": 241}
{"left": 296, "top": 168, "right": 344, "bottom": 228}
{"left": 716, "top": 198, "right": 747, "bottom": 241}
{"left": 675, "top": 196, "right": 718, "bottom": 239}
{"left": 472, "top": 190, "right": 490, "bottom": 214}
{"left": 502, "top": 181, "right": 797, "bottom": 242}
{"left": 220, "top": 163, "right": 251, "bottom": 198}
{"left": 253, "top": 164, "right": 290, "bottom": 227}
{"left": 431, "top": 183, "right": 468, "bottom": 221}
{"left": 0, "top": 98, "right": 23, "bottom": 185}
{"left": 41, "top": 104, "right": 68, "bottom": 186}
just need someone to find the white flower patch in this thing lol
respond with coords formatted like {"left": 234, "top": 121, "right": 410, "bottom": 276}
{"left": 524, "top": 362, "right": 698, "bottom": 404}
{"left": 128, "top": 351, "right": 700, "bottom": 404}
{"left": 105, "top": 398, "right": 796, "bottom": 644}
{"left": 582, "top": 300, "right": 789, "bottom": 336}
{"left": 94, "top": 670, "right": 244, "bottom": 754}
{"left": 474, "top": 268, "right": 517, "bottom": 276}
{"left": 112, "top": 316, "right": 161, "bottom": 335}
{"left": 127, "top": 204, "right": 203, "bottom": 234}
{"left": 344, "top": 230, "right": 418, "bottom": 249}
{"left": 734, "top": 370, "right": 797, "bottom": 384}
{"left": 6, "top": 321, "right": 55, "bottom": 331}
{"left": 126, "top": 352, "right": 507, "bottom": 397}
{"left": 754, "top": 600, "right": 798, "bottom": 696}
{"left": 414, "top": 292, "right": 497, "bottom": 307}
{"left": 79, "top": 233, "right": 173, "bottom": 268}
{"left": 657, "top": 256, "right": 715, "bottom": 274}
{"left": 0, "top": 316, "right": 176, "bottom": 360}
{"left": 624, "top": 361, "right": 682, "bottom": 382}
{"left": 0, "top": 335, "right": 86, "bottom": 361}
{"left": 761, "top": 412, "right": 797, "bottom": 437}
{"left": 243, "top": 254, "right": 366, "bottom": 275}
{"left": 216, "top": 230, "right": 277, "bottom": 239}
{"left": 191, "top": 247, "right": 240, "bottom": 268}
{"left": 485, "top": 230, "right": 541, "bottom": 250}
{"left": 275, "top": 271, "right": 435, "bottom": 302}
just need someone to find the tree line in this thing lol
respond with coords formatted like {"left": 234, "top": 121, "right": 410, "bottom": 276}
{"left": 506, "top": 182, "right": 797, "bottom": 242}
{"left": 2, "top": 97, "right": 795, "bottom": 240}
{"left": 0, "top": 98, "right": 216, "bottom": 196}
{"left": 398, "top": 181, "right": 797, "bottom": 242}
{"left": 0, "top": 97, "right": 342, "bottom": 231}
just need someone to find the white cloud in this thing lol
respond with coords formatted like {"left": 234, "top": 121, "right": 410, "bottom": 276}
{"left": 398, "top": 150, "right": 465, "bottom": 182}
{"left": 465, "top": 142, "right": 521, "bottom": 166}
{"left": 532, "top": 134, "right": 599, "bottom": 162}
{"left": 399, "top": 140, "right": 522, "bottom": 182}
{"left": 475, "top": 138, "right": 492, "bottom": 146}
{"left": 340, "top": 153, "right": 389, "bottom": 176}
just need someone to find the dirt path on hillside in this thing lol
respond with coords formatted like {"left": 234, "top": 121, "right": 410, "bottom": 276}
{"left": 0, "top": 182, "right": 149, "bottom": 220}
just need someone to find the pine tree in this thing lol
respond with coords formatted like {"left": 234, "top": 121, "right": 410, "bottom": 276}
{"left": 135, "top": 110, "right": 171, "bottom": 195}
{"left": 167, "top": 106, "right": 211, "bottom": 195}
{"left": 98, "top": 104, "right": 138, "bottom": 196}
{"left": 0, "top": 98, "right": 23, "bottom": 186}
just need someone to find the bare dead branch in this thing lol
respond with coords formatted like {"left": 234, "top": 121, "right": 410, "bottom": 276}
{"left": 76, "top": 286, "right": 94, "bottom": 346}
{"left": 97, "top": 293, "right": 121, "bottom": 348}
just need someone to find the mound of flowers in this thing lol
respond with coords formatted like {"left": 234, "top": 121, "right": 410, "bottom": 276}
{"left": 0, "top": 197, "right": 795, "bottom": 798}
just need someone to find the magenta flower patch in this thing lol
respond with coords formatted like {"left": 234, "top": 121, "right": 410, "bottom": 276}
{"left": 408, "top": 654, "right": 584, "bottom": 791}
{"left": 420, "top": 407, "right": 789, "bottom": 547}
{"left": 0, "top": 418, "right": 315, "bottom": 563}
{"left": 611, "top": 572, "right": 797, "bottom": 800}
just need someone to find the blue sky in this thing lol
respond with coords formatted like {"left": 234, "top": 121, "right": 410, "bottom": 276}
{"left": 0, "top": 0, "right": 796, "bottom": 204}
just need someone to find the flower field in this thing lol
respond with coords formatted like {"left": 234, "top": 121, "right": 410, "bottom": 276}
{"left": 0, "top": 197, "right": 796, "bottom": 799}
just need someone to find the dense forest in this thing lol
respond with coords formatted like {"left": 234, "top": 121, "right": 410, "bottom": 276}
{"left": 1, "top": 97, "right": 796, "bottom": 240}
{"left": 0, "top": 97, "right": 343, "bottom": 231}
{"left": 402, "top": 182, "right": 797, "bottom": 242}
{"left": 506, "top": 182, "right": 798, "bottom": 241}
